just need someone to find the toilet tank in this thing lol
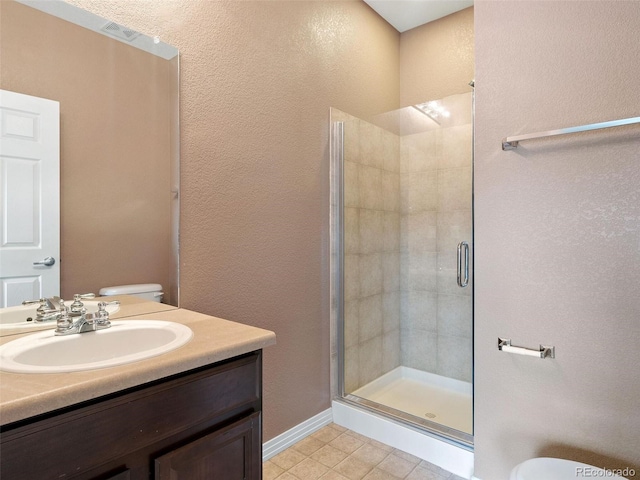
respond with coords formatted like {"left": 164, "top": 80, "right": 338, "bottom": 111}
{"left": 99, "top": 283, "right": 164, "bottom": 303}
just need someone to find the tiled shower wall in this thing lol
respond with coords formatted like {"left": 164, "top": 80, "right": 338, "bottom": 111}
{"left": 338, "top": 111, "right": 403, "bottom": 394}
{"left": 336, "top": 92, "right": 472, "bottom": 392}
{"left": 399, "top": 103, "right": 473, "bottom": 382}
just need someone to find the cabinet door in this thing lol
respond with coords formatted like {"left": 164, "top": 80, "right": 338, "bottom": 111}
{"left": 155, "top": 413, "right": 261, "bottom": 480}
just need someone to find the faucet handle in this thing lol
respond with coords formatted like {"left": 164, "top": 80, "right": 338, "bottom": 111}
{"left": 55, "top": 302, "right": 73, "bottom": 333}
{"left": 75, "top": 293, "right": 96, "bottom": 300}
{"left": 70, "top": 293, "right": 96, "bottom": 313}
{"left": 22, "top": 298, "right": 46, "bottom": 306}
{"left": 95, "top": 302, "right": 112, "bottom": 327}
{"left": 22, "top": 298, "right": 50, "bottom": 315}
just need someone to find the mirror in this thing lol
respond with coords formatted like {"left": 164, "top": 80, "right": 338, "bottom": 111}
{"left": 0, "top": 0, "right": 179, "bottom": 335}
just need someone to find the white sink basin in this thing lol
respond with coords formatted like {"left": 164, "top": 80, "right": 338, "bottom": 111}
{"left": 0, "top": 320, "right": 193, "bottom": 373}
{"left": 0, "top": 301, "right": 120, "bottom": 330}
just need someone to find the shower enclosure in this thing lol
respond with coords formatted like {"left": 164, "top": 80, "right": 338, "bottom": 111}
{"left": 331, "top": 92, "right": 473, "bottom": 448}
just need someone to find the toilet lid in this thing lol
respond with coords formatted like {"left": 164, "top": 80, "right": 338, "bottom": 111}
{"left": 510, "top": 457, "right": 629, "bottom": 480}
{"left": 99, "top": 283, "right": 162, "bottom": 296}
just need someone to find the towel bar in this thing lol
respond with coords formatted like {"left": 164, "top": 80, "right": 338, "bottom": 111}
{"left": 498, "top": 337, "right": 555, "bottom": 359}
{"left": 502, "top": 116, "right": 640, "bottom": 150}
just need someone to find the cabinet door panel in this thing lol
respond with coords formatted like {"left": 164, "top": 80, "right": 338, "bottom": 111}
{"left": 155, "top": 413, "right": 261, "bottom": 480}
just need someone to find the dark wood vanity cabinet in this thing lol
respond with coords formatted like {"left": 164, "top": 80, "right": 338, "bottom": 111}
{"left": 0, "top": 351, "right": 263, "bottom": 480}
{"left": 155, "top": 411, "right": 260, "bottom": 479}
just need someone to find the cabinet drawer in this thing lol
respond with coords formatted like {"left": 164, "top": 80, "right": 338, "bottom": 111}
{"left": 0, "top": 352, "right": 261, "bottom": 480}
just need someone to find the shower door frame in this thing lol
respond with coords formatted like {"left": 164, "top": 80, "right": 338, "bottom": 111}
{"left": 330, "top": 102, "right": 474, "bottom": 450}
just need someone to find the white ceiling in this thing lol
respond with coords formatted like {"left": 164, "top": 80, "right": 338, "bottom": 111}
{"left": 363, "top": 0, "right": 473, "bottom": 33}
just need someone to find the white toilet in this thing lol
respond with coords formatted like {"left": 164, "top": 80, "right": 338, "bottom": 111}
{"left": 98, "top": 283, "right": 164, "bottom": 303}
{"left": 510, "top": 457, "right": 629, "bottom": 480}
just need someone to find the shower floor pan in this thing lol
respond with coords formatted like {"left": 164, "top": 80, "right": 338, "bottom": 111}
{"left": 351, "top": 366, "right": 472, "bottom": 435}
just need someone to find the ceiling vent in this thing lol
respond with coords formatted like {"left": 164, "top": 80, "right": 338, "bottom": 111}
{"left": 100, "top": 21, "right": 141, "bottom": 42}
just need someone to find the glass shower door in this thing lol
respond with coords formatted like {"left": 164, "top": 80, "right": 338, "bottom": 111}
{"left": 332, "top": 92, "right": 473, "bottom": 447}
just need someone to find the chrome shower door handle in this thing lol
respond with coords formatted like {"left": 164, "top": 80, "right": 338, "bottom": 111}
{"left": 457, "top": 241, "right": 469, "bottom": 288}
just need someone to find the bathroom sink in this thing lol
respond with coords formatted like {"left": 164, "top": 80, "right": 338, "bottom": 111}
{"left": 0, "top": 301, "right": 120, "bottom": 330}
{"left": 0, "top": 320, "right": 193, "bottom": 373}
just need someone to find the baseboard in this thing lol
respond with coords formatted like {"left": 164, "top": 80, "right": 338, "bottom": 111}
{"left": 262, "top": 408, "right": 333, "bottom": 461}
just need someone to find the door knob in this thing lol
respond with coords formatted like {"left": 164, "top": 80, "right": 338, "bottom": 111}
{"left": 33, "top": 256, "right": 56, "bottom": 267}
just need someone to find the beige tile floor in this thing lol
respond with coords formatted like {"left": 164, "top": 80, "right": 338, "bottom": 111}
{"left": 263, "top": 423, "right": 466, "bottom": 480}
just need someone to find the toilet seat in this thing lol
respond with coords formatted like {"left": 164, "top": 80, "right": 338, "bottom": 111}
{"left": 510, "top": 457, "right": 629, "bottom": 480}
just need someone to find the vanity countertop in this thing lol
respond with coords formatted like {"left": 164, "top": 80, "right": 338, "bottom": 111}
{"left": 0, "top": 308, "right": 276, "bottom": 426}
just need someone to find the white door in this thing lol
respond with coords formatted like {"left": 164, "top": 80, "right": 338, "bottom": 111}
{"left": 0, "top": 89, "right": 60, "bottom": 307}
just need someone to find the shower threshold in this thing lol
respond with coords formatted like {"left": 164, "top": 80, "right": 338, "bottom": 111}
{"left": 348, "top": 366, "right": 472, "bottom": 446}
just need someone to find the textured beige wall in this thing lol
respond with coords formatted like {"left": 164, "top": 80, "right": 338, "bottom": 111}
{"left": 69, "top": 0, "right": 400, "bottom": 440}
{"left": 0, "top": 1, "right": 174, "bottom": 303}
{"left": 46, "top": 2, "right": 640, "bottom": 475}
{"left": 474, "top": 1, "right": 640, "bottom": 478}
{"left": 399, "top": 7, "right": 474, "bottom": 107}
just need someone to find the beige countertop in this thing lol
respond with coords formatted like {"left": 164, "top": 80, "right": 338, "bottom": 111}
{"left": 0, "top": 308, "right": 276, "bottom": 426}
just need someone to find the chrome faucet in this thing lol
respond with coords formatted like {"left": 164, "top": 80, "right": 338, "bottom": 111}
{"left": 23, "top": 294, "right": 117, "bottom": 334}
{"left": 55, "top": 301, "right": 114, "bottom": 336}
